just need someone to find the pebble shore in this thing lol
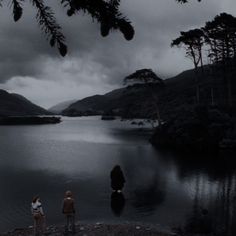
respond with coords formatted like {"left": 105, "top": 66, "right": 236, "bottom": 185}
{"left": 1, "top": 223, "right": 176, "bottom": 236}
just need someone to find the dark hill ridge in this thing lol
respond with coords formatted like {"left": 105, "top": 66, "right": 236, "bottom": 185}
{"left": 62, "top": 66, "right": 236, "bottom": 119}
{"left": 62, "top": 91, "right": 125, "bottom": 116}
{"left": 0, "top": 89, "right": 50, "bottom": 116}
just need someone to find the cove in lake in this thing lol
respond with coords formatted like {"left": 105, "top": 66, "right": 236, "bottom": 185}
{"left": 0, "top": 116, "right": 235, "bottom": 235}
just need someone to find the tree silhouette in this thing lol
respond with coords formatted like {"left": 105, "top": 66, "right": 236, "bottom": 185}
{"left": 124, "top": 69, "right": 163, "bottom": 85}
{"left": 1, "top": 0, "right": 134, "bottom": 56}
{"left": 203, "top": 13, "right": 236, "bottom": 107}
{"left": 124, "top": 69, "right": 164, "bottom": 127}
{"left": 171, "top": 29, "right": 204, "bottom": 104}
{"left": 172, "top": 12, "right": 236, "bottom": 107}
{"left": 204, "top": 13, "right": 236, "bottom": 65}
{"left": 0, "top": 0, "right": 205, "bottom": 57}
{"left": 176, "top": 0, "right": 202, "bottom": 3}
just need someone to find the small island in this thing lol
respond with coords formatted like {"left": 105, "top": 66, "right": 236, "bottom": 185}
{"left": 0, "top": 116, "right": 61, "bottom": 125}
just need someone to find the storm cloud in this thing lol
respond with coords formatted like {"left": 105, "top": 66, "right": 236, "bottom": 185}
{"left": 0, "top": 0, "right": 235, "bottom": 107}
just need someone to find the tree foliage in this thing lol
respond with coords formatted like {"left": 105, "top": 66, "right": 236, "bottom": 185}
{"left": 171, "top": 29, "right": 204, "bottom": 68}
{"left": 1, "top": 0, "right": 135, "bottom": 56}
{"left": 172, "top": 29, "right": 205, "bottom": 104}
{"left": 175, "top": 0, "right": 202, "bottom": 3}
{"left": 172, "top": 13, "right": 236, "bottom": 66}
{"left": 172, "top": 12, "right": 236, "bottom": 107}
{"left": 204, "top": 13, "right": 236, "bottom": 65}
{"left": 0, "top": 0, "right": 204, "bottom": 57}
{"left": 124, "top": 69, "right": 164, "bottom": 85}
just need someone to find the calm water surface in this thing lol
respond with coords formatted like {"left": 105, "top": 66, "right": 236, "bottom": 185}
{"left": 0, "top": 116, "right": 236, "bottom": 235}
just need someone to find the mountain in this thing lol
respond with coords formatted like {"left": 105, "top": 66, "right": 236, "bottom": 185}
{"left": 62, "top": 66, "right": 236, "bottom": 119}
{"left": 61, "top": 90, "right": 124, "bottom": 116}
{"left": 62, "top": 84, "right": 166, "bottom": 118}
{"left": 48, "top": 100, "right": 76, "bottom": 114}
{"left": 0, "top": 89, "right": 50, "bottom": 116}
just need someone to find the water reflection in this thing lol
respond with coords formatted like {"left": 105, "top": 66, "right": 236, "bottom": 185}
{"left": 1, "top": 118, "right": 236, "bottom": 236}
{"left": 181, "top": 173, "right": 236, "bottom": 236}
{"left": 131, "top": 172, "right": 165, "bottom": 213}
{"left": 156, "top": 150, "right": 236, "bottom": 236}
{"left": 110, "top": 192, "right": 125, "bottom": 217}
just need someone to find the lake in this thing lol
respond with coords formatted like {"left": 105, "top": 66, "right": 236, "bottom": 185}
{"left": 0, "top": 116, "right": 235, "bottom": 235}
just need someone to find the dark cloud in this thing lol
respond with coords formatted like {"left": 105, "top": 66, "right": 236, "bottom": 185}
{"left": 0, "top": 0, "right": 234, "bottom": 107}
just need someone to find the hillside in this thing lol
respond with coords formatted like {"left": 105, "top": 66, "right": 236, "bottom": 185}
{"left": 0, "top": 89, "right": 50, "bottom": 116}
{"left": 61, "top": 66, "right": 236, "bottom": 119}
{"left": 62, "top": 89, "right": 124, "bottom": 116}
{"left": 48, "top": 100, "right": 76, "bottom": 114}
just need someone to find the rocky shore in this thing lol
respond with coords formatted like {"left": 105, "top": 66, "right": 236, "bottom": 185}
{"left": 1, "top": 223, "right": 175, "bottom": 236}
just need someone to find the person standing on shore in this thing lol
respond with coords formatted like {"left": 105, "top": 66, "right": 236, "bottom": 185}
{"left": 62, "top": 190, "right": 76, "bottom": 234}
{"left": 110, "top": 165, "right": 126, "bottom": 193}
{"left": 31, "top": 196, "right": 45, "bottom": 236}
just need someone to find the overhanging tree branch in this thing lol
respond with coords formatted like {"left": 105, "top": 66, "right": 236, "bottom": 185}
{"left": 30, "top": 0, "right": 67, "bottom": 56}
{"left": 0, "top": 0, "right": 135, "bottom": 56}
{"left": 12, "top": 0, "right": 23, "bottom": 22}
{"left": 0, "top": 0, "right": 206, "bottom": 56}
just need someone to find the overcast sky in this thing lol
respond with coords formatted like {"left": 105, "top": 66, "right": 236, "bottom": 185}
{"left": 0, "top": 0, "right": 235, "bottom": 108}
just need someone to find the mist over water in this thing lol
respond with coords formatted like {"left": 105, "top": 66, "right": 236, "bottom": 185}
{"left": 0, "top": 116, "right": 235, "bottom": 235}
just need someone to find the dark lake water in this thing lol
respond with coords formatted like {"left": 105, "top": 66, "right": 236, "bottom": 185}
{"left": 0, "top": 116, "right": 236, "bottom": 235}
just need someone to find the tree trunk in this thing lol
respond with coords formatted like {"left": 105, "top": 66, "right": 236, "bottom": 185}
{"left": 191, "top": 46, "right": 200, "bottom": 104}
{"left": 227, "top": 75, "right": 233, "bottom": 107}
{"left": 210, "top": 87, "right": 215, "bottom": 106}
{"left": 150, "top": 86, "right": 162, "bottom": 129}
{"left": 194, "top": 70, "right": 200, "bottom": 104}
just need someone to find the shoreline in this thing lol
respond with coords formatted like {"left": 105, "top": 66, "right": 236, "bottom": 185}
{"left": 1, "top": 222, "right": 176, "bottom": 236}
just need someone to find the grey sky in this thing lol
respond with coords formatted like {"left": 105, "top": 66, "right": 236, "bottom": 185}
{"left": 0, "top": 0, "right": 235, "bottom": 108}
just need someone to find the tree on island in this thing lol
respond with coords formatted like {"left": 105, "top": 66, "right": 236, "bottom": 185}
{"left": 123, "top": 69, "right": 164, "bottom": 128}
{"left": 176, "top": 0, "right": 202, "bottom": 2}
